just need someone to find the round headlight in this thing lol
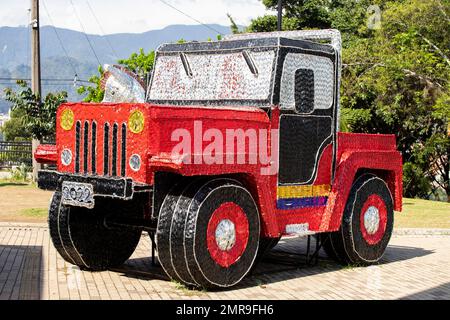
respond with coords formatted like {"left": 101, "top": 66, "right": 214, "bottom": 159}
{"left": 129, "top": 154, "right": 141, "bottom": 171}
{"left": 60, "top": 109, "right": 74, "bottom": 131}
{"left": 61, "top": 149, "right": 72, "bottom": 166}
{"left": 128, "top": 110, "right": 145, "bottom": 134}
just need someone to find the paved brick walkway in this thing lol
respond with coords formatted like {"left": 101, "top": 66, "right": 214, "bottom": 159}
{"left": 0, "top": 224, "right": 449, "bottom": 300}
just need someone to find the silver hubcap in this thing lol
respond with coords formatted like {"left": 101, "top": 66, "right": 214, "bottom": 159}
{"left": 215, "top": 219, "right": 236, "bottom": 251}
{"left": 364, "top": 206, "right": 380, "bottom": 234}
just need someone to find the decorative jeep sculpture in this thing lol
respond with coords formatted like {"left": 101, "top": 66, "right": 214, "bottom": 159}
{"left": 35, "top": 29, "right": 402, "bottom": 289}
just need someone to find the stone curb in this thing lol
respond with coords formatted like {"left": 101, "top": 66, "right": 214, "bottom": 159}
{"left": 392, "top": 228, "right": 450, "bottom": 235}
{"left": 0, "top": 222, "right": 47, "bottom": 228}
{"left": 0, "top": 222, "right": 449, "bottom": 236}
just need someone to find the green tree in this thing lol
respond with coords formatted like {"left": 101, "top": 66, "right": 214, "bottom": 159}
{"left": 0, "top": 108, "right": 31, "bottom": 141}
{"left": 257, "top": 0, "right": 331, "bottom": 29}
{"left": 78, "top": 49, "right": 155, "bottom": 103}
{"left": 247, "top": 0, "right": 391, "bottom": 36}
{"left": 3, "top": 80, "right": 67, "bottom": 141}
{"left": 227, "top": 13, "right": 241, "bottom": 34}
{"left": 341, "top": 0, "right": 449, "bottom": 199}
{"left": 246, "top": 14, "right": 299, "bottom": 32}
{"left": 249, "top": 0, "right": 450, "bottom": 199}
{"left": 117, "top": 48, "right": 155, "bottom": 81}
{"left": 77, "top": 66, "right": 105, "bottom": 103}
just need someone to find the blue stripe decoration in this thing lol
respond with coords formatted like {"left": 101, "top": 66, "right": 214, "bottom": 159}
{"left": 277, "top": 196, "right": 328, "bottom": 210}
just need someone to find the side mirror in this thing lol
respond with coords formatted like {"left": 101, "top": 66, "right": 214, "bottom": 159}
{"left": 294, "top": 68, "right": 314, "bottom": 113}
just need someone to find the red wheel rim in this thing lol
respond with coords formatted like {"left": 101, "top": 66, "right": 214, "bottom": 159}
{"left": 206, "top": 202, "right": 249, "bottom": 268}
{"left": 359, "top": 194, "right": 388, "bottom": 245}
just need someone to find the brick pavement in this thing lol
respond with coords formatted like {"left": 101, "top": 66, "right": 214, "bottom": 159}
{"left": 0, "top": 223, "right": 449, "bottom": 300}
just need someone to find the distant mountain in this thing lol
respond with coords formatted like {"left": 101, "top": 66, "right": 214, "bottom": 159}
{"left": 0, "top": 24, "right": 232, "bottom": 69}
{"left": 0, "top": 24, "right": 234, "bottom": 113}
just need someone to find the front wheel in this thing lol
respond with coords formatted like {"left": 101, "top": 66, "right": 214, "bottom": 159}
{"left": 156, "top": 178, "right": 260, "bottom": 289}
{"left": 48, "top": 192, "right": 144, "bottom": 271}
{"left": 321, "top": 174, "right": 394, "bottom": 265}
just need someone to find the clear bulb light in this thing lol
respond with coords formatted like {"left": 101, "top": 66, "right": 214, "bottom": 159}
{"left": 61, "top": 149, "right": 72, "bottom": 166}
{"left": 129, "top": 154, "right": 141, "bottom": 171}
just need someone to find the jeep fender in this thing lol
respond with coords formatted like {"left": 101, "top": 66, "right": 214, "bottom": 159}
{"left": 319, "top": 150, "right": 402, "bottom": 232}
{"left": 149, "top": 154, "right": 280, "bottom": 237}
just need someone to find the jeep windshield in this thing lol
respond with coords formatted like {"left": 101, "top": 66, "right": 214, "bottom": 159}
{"left": 147, "top": 39, "right": 277, "bottom": 106}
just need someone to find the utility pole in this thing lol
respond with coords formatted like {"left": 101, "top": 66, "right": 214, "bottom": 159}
{"left": 277, "top": 0, "right": 282, "bottom": 31}
{"left": 30, "top": 0, "right": 41, "bottom": 181}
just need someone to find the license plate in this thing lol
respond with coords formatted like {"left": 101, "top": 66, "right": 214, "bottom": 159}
{"left": 61, "top": 181, "right": 95, "bottom": 208}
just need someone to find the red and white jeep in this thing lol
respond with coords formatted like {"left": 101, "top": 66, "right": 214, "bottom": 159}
{"left": 35, "top": 30, "right": 402, "bottom": 289}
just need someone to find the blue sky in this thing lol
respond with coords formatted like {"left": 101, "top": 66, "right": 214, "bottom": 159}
{"left": 0, "top": 0, "right": 270, "bottom": 34}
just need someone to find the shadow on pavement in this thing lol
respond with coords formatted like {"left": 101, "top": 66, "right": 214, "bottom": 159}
{"left": 380, "top": 244, "right": 434, "bottom": 264}
{"left": 0, "top": 232, "right": 438, "bottom": 298}
{"left": 0, "top": 245, "right": 43, "bottom": 300}
{"left": 237, "top": 237, "right": 435, "bottom": 291}
{"left": 111, "top": 258, "right": 169, "bottom": 282}
{"left": 114, "top": 235, "right": 434, "bottom": 292}
{"left": 401, "top": 282, "right": 450, "bottom": 300}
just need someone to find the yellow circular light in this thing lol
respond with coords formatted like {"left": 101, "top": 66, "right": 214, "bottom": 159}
{"left": 60, "top": 109, "right": 74, "bottom": 131}
{"left": 128, "top": 110, "right": 145, "bottom": 134}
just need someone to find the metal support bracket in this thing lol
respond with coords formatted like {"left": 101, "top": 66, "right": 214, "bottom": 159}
{"left": 305, "top": 235, "right": 325, "bottom": 266}
{"left": 149, "top": 231, "right": 157, "bottom": 267}
{"left": 30, "top": 19, "right": 38, "bottom": 28}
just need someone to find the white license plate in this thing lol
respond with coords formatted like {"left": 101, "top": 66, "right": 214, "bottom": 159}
{"left": 61, "top": 181, "right": 95, "bottom": 208}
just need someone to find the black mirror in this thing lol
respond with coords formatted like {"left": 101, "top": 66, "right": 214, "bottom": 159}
{"left": 294, "top": 68, "right": 314, "bottom": 113}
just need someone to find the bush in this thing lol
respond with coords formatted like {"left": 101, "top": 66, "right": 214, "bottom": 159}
{"left": 9, "top": 163, "right": 31, "bottom": 182}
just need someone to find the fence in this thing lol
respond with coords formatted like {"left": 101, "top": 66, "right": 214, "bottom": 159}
{"left": 0, "top": 141, "right": 32, "bottom": 169}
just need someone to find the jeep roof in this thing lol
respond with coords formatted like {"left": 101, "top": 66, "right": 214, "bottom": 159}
{"left": 148, "top": 30, "right": 341, "bottom": 107}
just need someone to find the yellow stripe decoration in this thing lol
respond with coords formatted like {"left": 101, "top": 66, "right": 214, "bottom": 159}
{"left": 277, "top": 184, "right": 331, "bottom": 199}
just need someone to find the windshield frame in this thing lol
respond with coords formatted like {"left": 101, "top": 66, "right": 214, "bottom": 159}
{"left": 147, "top": 39, "right": 279, "bottom": 107}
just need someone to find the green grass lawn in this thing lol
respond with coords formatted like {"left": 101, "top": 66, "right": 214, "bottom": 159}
{"left": 0, "top": 181, "right": 31, "bottom": 187}
{"left": 19, "top": 208, "right": 48, "bottom": 219}
{"left": 0, "top": 180, "right": 53, "bottom": 222}
{"left": 395, "top": 198, "right": 450, "bottom": 229}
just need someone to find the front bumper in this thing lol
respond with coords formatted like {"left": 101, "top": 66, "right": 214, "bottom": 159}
{"left": 37, "top": 170, "right": 151, "bottom": 199}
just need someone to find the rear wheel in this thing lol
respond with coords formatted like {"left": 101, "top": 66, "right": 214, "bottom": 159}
{"left": 320, "top": 174, "right": 394, "bottom": 265}
{"left": 48, "top": 192, "right": 144, "bottom": 271}
{"left": 156, "top": 178, "right": 260, "bottom": 289}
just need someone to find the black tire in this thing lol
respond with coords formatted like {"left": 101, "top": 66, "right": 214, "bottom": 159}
{"left": 155, "top": 177, "right": 202, "bottom": 286}
{"left": 167, "top": 178, "right": 208, "bottom": 287}
{"left": 48, "top": 192, "right": 74, "bottom": 264}
{"left": 157, "top": 178, "right": 260, "bottom": 289}
{"left": 48, "top": 192, "right": 144, "bottom": 271}
{"left": 321, "top": 174, "right": 394, "bottom": 265}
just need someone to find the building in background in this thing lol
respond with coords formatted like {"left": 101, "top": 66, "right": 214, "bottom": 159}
{"left": 0, "top": 109, "right": 11, "bottom": 141}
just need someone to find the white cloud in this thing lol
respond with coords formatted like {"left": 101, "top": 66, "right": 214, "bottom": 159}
{"left": 0, "top": 0, "right": 271, "bottom": 34}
